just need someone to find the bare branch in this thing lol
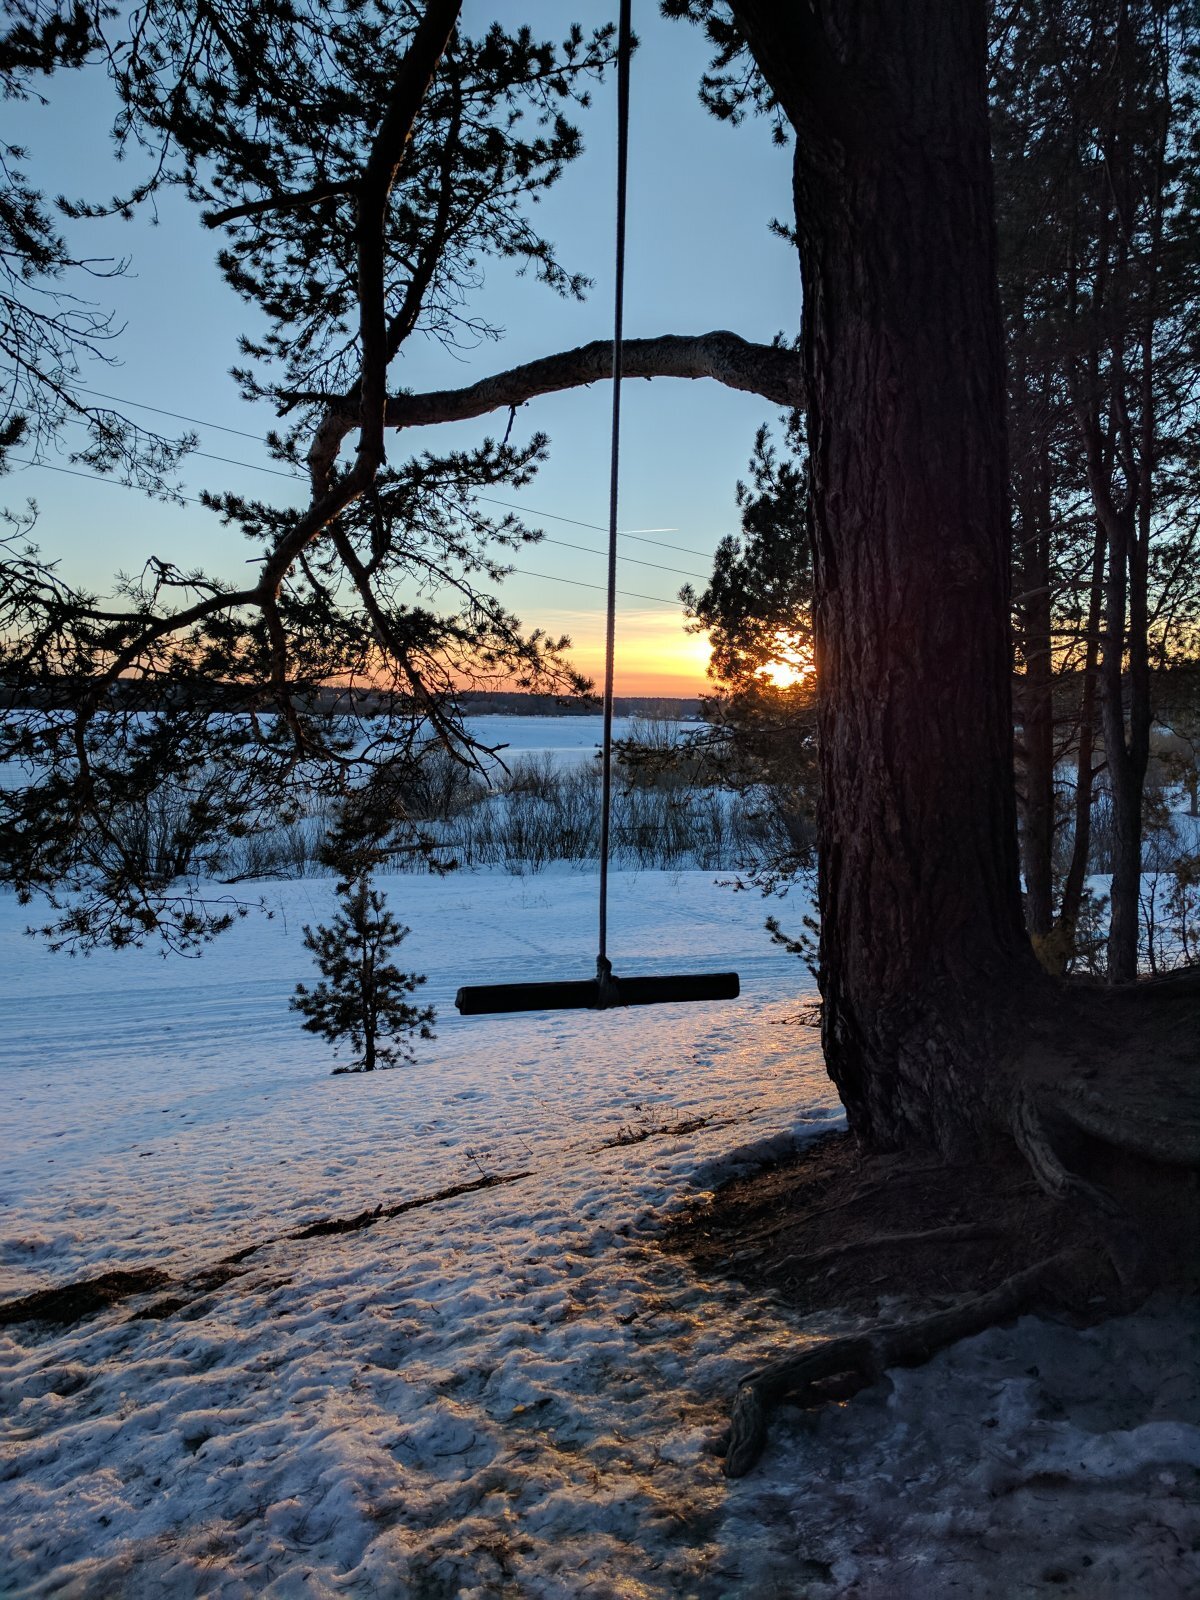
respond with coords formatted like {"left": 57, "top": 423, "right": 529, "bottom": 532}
{"left": 377, "top": 332, "right": 802, "bottom": 431}
{"left": 356, "top": 0, "right": 464, "bottom": 471}
{"left": 201, "top": 182, "right": 354, "bottom": 228}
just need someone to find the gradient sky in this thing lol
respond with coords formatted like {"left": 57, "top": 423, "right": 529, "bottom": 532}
{"left": 7, "top": 2, "right": 799, "bottom": 695}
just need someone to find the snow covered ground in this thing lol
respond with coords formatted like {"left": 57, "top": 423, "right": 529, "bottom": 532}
{"left": 2, "top": 867, "right": 1199, "bottom": 1597}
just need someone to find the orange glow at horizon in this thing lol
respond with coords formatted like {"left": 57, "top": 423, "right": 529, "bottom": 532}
{"left": 564, "top": 612, "right": 714, "bottom": 698}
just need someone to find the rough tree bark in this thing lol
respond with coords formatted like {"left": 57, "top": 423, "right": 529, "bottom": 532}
{"left": 729, "top": 0, "right": 1036, "bottom": 1151}
{"left": 1012, "top": 364, "right": 1057, "bottom": 950}
{"left": 1058, "top": 520, "right": 1107, "bottom": 949}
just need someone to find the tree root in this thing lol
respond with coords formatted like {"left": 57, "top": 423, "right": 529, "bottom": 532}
{"left": 803, "top": 1162, "right": 963, "bottom": 1220}
{"left": 767, "top": 1222, "right": 1002, "bottom": 1281}
{"left": 1010, "top": 1088, "right": 1156, "bottom": 1298}
{"left": 1010, "top": 1088, "right": 1120, "bottom": 1215}
{"left": 1013, "top": 962, "right": 1200, "bottom": 1169}
{"left": 721, "top": 1247, "right": 1097, "bottom": 1478}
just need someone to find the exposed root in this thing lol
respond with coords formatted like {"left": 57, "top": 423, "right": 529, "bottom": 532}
{"left": 1010, "top": 1090, "right": 1162, "bottom": 1300}
{"left": 1014, "top": 963, "right": 1200, "bottom": 1169}
{"left": 722, "top": 1247, "right": 1099, "bottom": 1477}
{"left": 1010, "top": 1087, "right": 1120, "bottom": 1215}
{"left": 1044, "top": 1075, "right": 1200, "bottom": 1167}
{"left": 290, "top": 1169, "right": 529, "bottom": 1239}
{"left": 590, "top": 1115, "right": 718, "bottom": 1153}
{"left": 1, "top": 1171, "right": 533, "bottom": 1330}
{"left": 767, "top": 1223, "right": 1002, "bottom": 1281}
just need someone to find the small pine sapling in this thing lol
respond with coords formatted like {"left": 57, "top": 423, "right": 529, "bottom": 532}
{"left": 291, "top": 874, "right": 435, "bottom": 1072}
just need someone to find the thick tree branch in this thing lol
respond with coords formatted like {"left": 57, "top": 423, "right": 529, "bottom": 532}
{"left": 201, "top": 182, "right": 354, "bottom": 229}
{"left": 385, "top": 68, "right": 463, "bottom": 364}
{"left": 258, "top": 2, "right": 464, "bottom": 593}
{"left": 299, "top": 0, "right": 461, "bottom": 509}
{"left": 356, "top": 0, "right": 463, "bottom": 471}
{"left": 375, "top": 332, "right": 801, "bottom": 431}
{"left": 297, "top": 332, "right": 798, "bottom": 522}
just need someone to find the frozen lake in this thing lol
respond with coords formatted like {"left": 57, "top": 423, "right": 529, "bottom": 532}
{"left": 460, "top": 712, "right": 690, "bottom": 769}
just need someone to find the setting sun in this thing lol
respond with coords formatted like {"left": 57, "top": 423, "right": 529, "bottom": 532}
{"left": 757, "top": 631, "right": 815, "bottom": 690}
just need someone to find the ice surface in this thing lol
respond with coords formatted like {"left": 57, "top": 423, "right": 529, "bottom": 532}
{"left": 2, "top": 867, "right": 1198, "bottom": 1598}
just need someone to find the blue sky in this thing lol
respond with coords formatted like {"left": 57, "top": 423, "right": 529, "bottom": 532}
{"left": 7, "top": 2, "right": 799, "bottom": 693}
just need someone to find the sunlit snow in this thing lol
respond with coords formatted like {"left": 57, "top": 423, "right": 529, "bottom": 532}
{"left": 2, "top": 862, "right": 1198, "bottom": 1597}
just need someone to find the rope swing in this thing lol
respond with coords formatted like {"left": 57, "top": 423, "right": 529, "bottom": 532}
{"left": 454, "top": 0, "right": 739, "bottom": 1017}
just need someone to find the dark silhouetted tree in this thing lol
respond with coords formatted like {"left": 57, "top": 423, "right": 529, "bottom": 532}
{"left": 4, "top": 7, "right": 1199, "bottom": 1448}
{"left": 678, "top": 415, "right": 817, "bottom": 886}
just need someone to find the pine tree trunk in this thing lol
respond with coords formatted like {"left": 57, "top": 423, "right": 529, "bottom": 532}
{"left": 363, "top": 942, "right": 377, "bottom": 1072}
{"left": 731, "top": 0, "right": 1033, "bottom": 1150}
{"left": 1099, "top": 497, "right": 1150, "bottom": 983}
{"left": 1059, "top": 521, "right": 1106, "bottom": 947}
{"left": 1015, "top": 429, "right": 1056, "bottom": 943}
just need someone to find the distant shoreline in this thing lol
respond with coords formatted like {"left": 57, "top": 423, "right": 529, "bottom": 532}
{"left": 0, "top": 684, "right": 702, "bottom": 719}
{"left": 456, "top": 693, "right": 701, "bottom": 719}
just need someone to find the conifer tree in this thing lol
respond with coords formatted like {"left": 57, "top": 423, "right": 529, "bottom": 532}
{"left": 291, "top": 875, "right": 434, "bottom": 1073}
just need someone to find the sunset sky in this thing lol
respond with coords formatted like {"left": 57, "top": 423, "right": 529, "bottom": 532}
{"left": 8, "top": 3, "right": 799, "bottom": 697}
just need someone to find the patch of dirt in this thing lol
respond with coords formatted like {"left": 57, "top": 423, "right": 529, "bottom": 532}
{"left": 0, "top": 1269, "right": 173, "bottom": 1328}
{"left": 662, "top": 1131, "right": 1120, "bottom": 1323}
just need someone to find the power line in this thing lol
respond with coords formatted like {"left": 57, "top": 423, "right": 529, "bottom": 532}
{"left": 476, "top": 495, "right": 712, "bottom": 561}
{"left": 74, "top": 431, "right": 707, "bottom": 578}
{"left": 529, "top": 533, "right": 700, "bottom": 583}
{"left": 65, "top": 385, "right": 720, "bottom": 562}
{"left": 9, "top": 456, "right": 207, "bottom": 505}
{"left": 64, "top": 414, "right": 309, "bottom": 485}
{"left": 7, "top": 455, "right": 683, "bottom": 608}
{"left": 511, "top": 568, "right": 676, "bottom": 607}
{"left": 74, "top": 385, "right": 267, "bottom": 443}
{"left": 31, "top": 432, "right": 712, "bottom": 585}
{"left": 187, "top": 447, "right": 298, "bottom": 480}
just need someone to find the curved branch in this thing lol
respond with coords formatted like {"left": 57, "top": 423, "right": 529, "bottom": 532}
{"left": 201, "top": 182, "right": 354, "bottom": 229}
{"left": 377, "top": 332, "right": 802, "bottom": 430}
{"left": 356, "top": 0, "right": 463, "bottom": 468}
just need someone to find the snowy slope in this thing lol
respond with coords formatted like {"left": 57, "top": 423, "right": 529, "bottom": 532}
{"left": 2, "top": 868, "right": 1198, "bottom": 1598}
{"left": 0, "top": 869, "right": 813, "bottom": 1295}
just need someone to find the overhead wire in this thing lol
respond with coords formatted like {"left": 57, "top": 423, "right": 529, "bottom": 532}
{"left": 74, "top": 384, "right": 268, "bottom": 442}
{"left": 66, "top": 386, "right": 719, "bottom": 561}
{"left": 7, "top": 454, "right": 687, "bottom": 607}
{"left": 52, "top": 426, "right": 712, "bottom": 581}
{"left": 30, "top": 405, "right": 720, "bottom": 587}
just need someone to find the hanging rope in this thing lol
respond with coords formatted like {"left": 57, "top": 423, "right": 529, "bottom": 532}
{"left": 597, "top": 0, "right": 633, "bottom": 1001}
{"left": 453, "top": 0, "right": 739, "bottom": 1020}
